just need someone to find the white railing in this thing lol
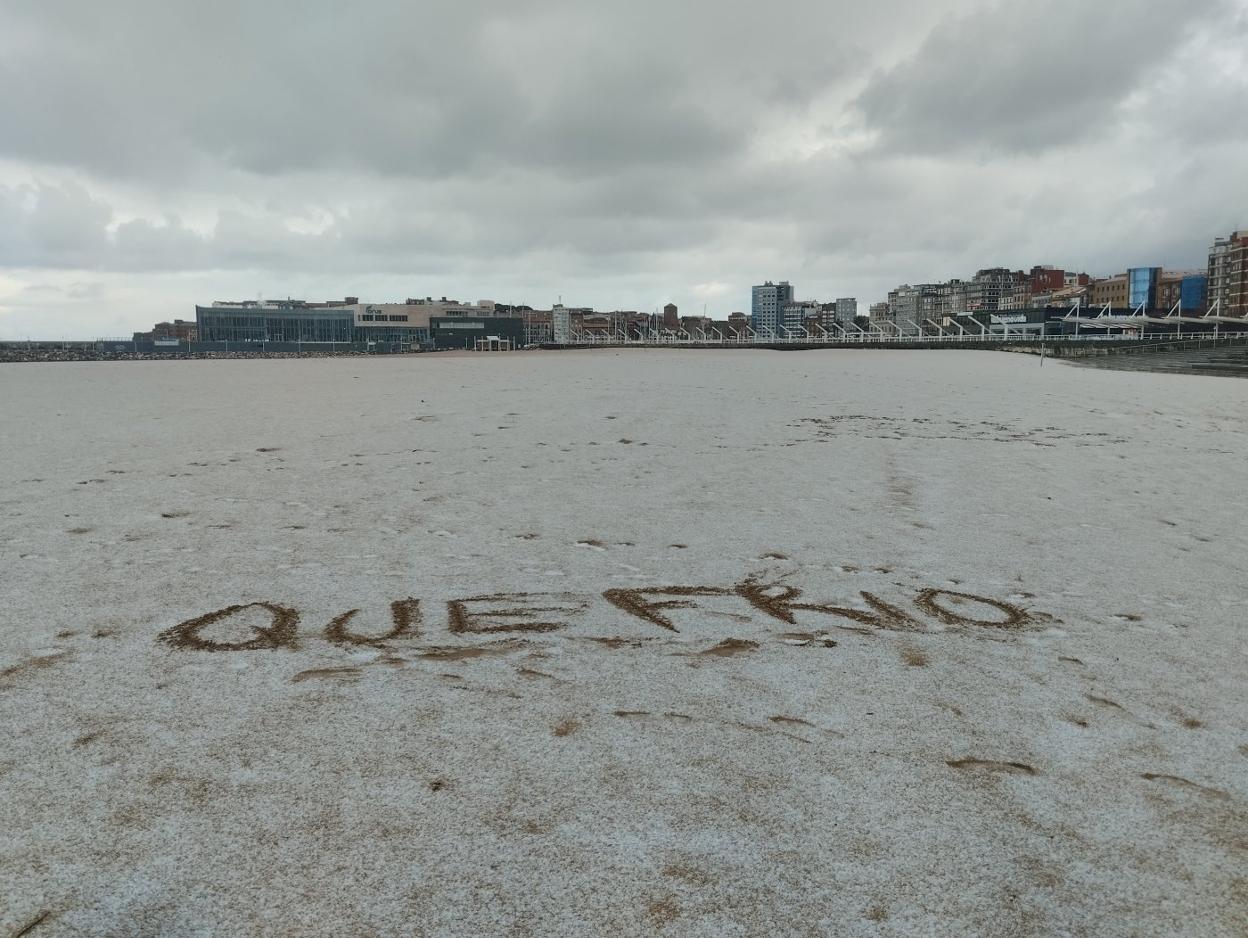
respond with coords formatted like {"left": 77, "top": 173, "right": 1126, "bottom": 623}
{"left": 560, "top": 329, "right": 1246, "bottom": 348}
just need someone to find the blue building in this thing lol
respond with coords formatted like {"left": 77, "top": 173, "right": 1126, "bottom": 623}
{"left": 1127, "top": 267, "right": 1160, "bottom": 311}
{"left": 1180, "top": 275, "right": 1208, "bottom": 312}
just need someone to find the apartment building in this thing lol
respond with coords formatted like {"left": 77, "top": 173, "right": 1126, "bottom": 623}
{"left": 1208, "top": 231, "right": 1248, "bottom": 316}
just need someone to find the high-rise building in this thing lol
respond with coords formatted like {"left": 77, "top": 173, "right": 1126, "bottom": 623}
{"left": 751, "top": 281, "right": 794, "bottom": 335}
{"left": 662, "top": 303, "right": 679, "bottom": 330}
{"left": 834, "top": 298, "right": 857, "bottom": 324}
{"left": 1208, "top": 231, "right": 1248, "bottom": 316}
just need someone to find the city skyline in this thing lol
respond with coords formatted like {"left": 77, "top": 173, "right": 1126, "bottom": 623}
{"left": 109, "top": 230, "right": 1248, "bottom": 344}
{"left": 5, "top": 230, "right": 1246, "bottom": 343}
{"left": 2, "top": 0, "right": 1247, "bottom": 339}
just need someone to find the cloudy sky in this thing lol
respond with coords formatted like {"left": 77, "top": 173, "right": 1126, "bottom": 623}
{"left": 1, "top": 0, "right": 1246, "bottom": 337}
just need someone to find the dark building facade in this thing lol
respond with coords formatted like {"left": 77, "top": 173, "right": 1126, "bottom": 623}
{"left": 430, "top": 316, "right": 524, "bottom": 349}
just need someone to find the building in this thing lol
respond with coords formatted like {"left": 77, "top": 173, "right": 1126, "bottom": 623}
{"left": 1030, "top": 272, "right": 1089, "bottom": 309}
{"left": 1127, "top": 267, "right": 1161, "bottom": 311}
{"left": 153, "top": 319, "right": 197, "bottom": 341}
{"left": 780, "top": 300, "right": 820, "bottom": 334}
{"left": 1086, "top": 267, "right": 1162, "bottom": 313}
{"left": 1208, "top": 231, "right": 1248, "bottom": 316}
{"left": 351, "top": 303, "right": 433, "bottom": 347}
{"left": 196, "top": 301, "right": 359, "bottom": 347}
{"left": 1180, "top": 275, "right": 1209, "bottom": 314}
{"left": 1028, "top": 266, "right": 1066, "bottom": 294}
{"left": 887, "top": 285, "right": 918, "bottom": 324}
{"left": 579, "top": 314, "right": 614, "bottom": 336}
{"left": 870, "top": 268, "right": 1092, "bottom": 326}
{"left": 194, "top": 296, "right": 515, "bottom": 351}
{"left": 430, "top": 316, "right": 524, "bottom": 350}
{"left": 816, "top": 298, "right": 858, "bottom": 329}
{"left": 522, "top": 310, "right": 553, "bottom": 345}
{"left": 983, "top": 308, "right": 1063, "bottom": 336}
{"left": 751, "top": 281, "right": 794, "bottom": 336}
{"left": 1158, "top": 271, "right": 1208, "bottom": 314}
{"left": 662, "top": 303, "right": 679, "bottom": 330}
{"left": 998, "top": 289, "right": 1031, "bottom": 311}
{"left": 552, "top": 306, "right": 572, "bottom": 344}
{"left": 916, "top": 285, "right": 944, "bottom": 326}
{"left": 490, "top": 305, "right": 552, "bottom": 345}
{"left": 1031, "top": 283, "right": 1089, "bottom": 310}
{"left": 1089, "top": 276, "right": 1129, "bottom": 309}
{"left": 939, "top": 280, "right": 969, "bottom": 318}
{"left": 887, "top": 284, "right": 940, "bottom": 333}
{"left": 868, "top": 302, "right": 890, "bottom": 321}
{"left": 679, "top": 315, "right": 713, "bottom": 336}
{"left": 967, "top": 268, "right": 1027, "bottom": 313}
{"left": 132, "top": 318, "right": 198, "bottom": 348}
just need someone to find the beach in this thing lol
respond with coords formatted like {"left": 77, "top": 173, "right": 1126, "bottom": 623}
{"left": 1, "top": 349, "right": 1245, "bottom": 936}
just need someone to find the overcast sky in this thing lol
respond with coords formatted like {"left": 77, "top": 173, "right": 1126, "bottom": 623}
{"left": 1, "top": 0, "right": 1246, "bottom": 337}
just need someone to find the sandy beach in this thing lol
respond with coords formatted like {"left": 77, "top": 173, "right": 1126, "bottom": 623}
{"left": 1, "top": 349, "right": 1245, "bottom": 936}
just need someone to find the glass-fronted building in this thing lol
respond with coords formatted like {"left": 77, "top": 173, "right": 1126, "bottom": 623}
{"left": 195, "top": 303, "right": 429, "bottom": 350}
{"left": 1180, "top": 275, "right": 1208, "bottom": 312}
{"left": 196, "top": 304, "right": 356, "bottom": 344}
{"left": 1127, "top": 267, "right": 1160, "bottom": 311}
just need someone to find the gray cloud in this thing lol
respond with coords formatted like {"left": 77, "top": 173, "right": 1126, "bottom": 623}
{"left": 1, "top": 0, "right": 1246, "bottom": 337}
{"left": 2, "top": 0, "right": 836, "bottom": 182}
{"left": 853, "top": 0, "right": 1229, "bottom": 155}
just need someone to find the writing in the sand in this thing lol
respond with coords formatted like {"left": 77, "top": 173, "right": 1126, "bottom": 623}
{"left": 156, "top": 577, "right": 1038, "bottom": 651}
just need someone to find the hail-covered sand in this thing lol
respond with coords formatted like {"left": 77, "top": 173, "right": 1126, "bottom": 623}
{"left": 0, "top": 349, "right": 1245, "bottom": 937}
